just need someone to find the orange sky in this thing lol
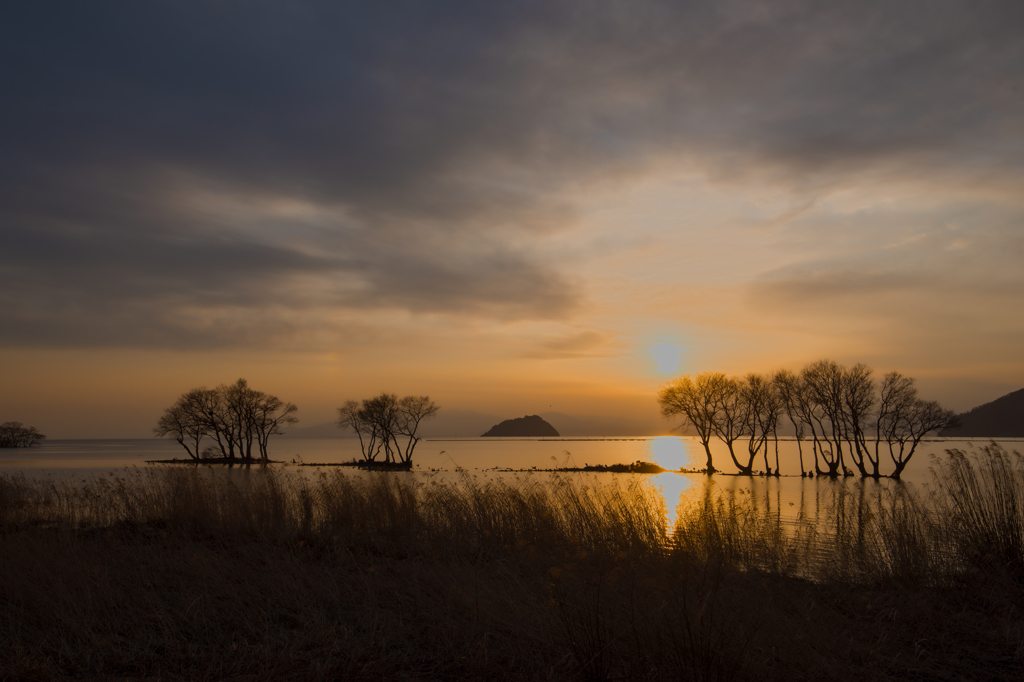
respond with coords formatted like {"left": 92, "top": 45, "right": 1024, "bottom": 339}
{"left": 3, "top": 2, "right": 1023, "bottom": 437}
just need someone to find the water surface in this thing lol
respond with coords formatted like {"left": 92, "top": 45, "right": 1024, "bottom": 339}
{"left": 2, "top": 436, "right": 1017, "bottom": 527}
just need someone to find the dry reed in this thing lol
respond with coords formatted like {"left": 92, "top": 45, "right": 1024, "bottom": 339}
{"left": 1, "top": 446, "right": 1022, "bottom": 680}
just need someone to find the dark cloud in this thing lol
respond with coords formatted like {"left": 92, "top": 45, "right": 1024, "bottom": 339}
{"left": 2, "top": 0, "right": 1022, "bottom": 348}
{"left": 748, "top": 239, "right": 1024, "bottom": 321}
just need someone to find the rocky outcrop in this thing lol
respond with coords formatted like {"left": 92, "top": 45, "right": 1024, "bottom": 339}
{"left": 481, "top": 415, "right": 559, "bottom": 437}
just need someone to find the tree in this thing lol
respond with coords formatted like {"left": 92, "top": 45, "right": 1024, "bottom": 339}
{"left": 840, "top": 364, "right": 876, "bottom": 477}
{"left": 359, "top": 393, "right": 402, "bottom": 463}
{"left": 874, "top": 374, "right": 957, "bottom": 479}
{"left": 153, "top": 389, "right": 211, "bottom": 460}
{"left": 773, "top": 369, "right": 808, "bottom": 475}
{"left": 337, "top": 392, "right": 439, "bottom": 466}
{"left": 740, "top": 373, "right": 782, "bottom": 476}
{"left": 802, "top": 360, "right": 849, "bottom": 477}
{"left": 338, "top": 400, "right": 377, "bottom": 461}
{"left": 658, "top": 372, "right": 730, "bottom": 473}
{"left": 394, "top": 395, "right": 440, "bottom": 464}
{"left": 711, "top": 376, "right": 748, "bottom": 473}
{"left": 660, "top": 360, "right": 957, "bottom": 479}
{"left": 0, "top": 422, "right": 46, "bottom": 448}
{"left": 253, "top": 392, "right": 298, "bottom": 461}
{"left": 154, "top": 380, "right": 297, "bottom": 462}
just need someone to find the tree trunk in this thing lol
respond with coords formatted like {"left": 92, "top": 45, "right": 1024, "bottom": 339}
{"left": 700, "top": 439, "right": 716, "bottom": 473}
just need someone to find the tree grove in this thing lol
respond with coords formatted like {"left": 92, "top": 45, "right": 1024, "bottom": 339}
{"left": 658, "top": 360, "right": 956, "bottom": 479}
{"left": 0, "top": 422, "right": 46, "bottom": 448}
{"left": 154, "top": 379, "right": 298, "bottom": 462}
{"left": 337, "top": 393, "right": 439, "bottom": 466}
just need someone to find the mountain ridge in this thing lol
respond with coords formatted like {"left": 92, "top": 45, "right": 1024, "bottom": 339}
{"left": 939, "top": 388, "right": 1024, "bottom": 437}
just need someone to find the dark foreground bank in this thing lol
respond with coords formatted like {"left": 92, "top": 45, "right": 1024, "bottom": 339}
{"left": 1, "top": 445, "right": 1022, "bottom": 681}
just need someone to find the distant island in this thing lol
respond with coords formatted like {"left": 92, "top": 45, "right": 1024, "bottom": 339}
{"left": 481, "top": 415, "right": 559, "bottom": 437}
{"left": 939, "top": 388, "right": 1024, "bottom": 437}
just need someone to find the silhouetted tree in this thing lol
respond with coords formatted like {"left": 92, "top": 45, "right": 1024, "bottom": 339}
{"left": 253, "top": 391, "right": 299, "bottom": 460}
{"left": 875, "top": 374, "right": 957, "bottom": 479}
{"left": 394, "top": 395, "right": 440, "bottom": 463}
{"left": 153, "top": 388, "right": 211, "bottom": 460}
{"left": 154, "top": 380, "right": 297, "bottom": 462}
{"left": 338, "top": 400, "right": 378, "bottom": 461}
{"left": 802, "top": 360, "right": 849, "bottom": 477}
{"left": 740, "top": 373, "right": 782, "bottom": 476}
{"left": 712, "top": 376, "right": 748, "bottom": 473}
{"left": 337, "top": 392, "right": 439, "bottom": 465}
{"left": 666, "top": 359, "right": 955, "bottom": 478}
{"left": 0, "top": 422, "right": 46, "bottom": 448}
{"left": 773, "top": 369, "right": 808, "bottom": 475}
{"left": 841, "top": 363, "right": 877, "bottom": 477}
{"left": 658, "top": 373, "right": 729, "bottom": 472}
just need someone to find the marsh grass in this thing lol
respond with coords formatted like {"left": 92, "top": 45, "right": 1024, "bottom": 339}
{"left": 1, "top": 446, "right": 1023, "bottom": 680}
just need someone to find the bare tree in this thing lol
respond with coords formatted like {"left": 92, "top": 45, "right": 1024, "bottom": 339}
{"left": 338, "top": 393, "right": 439, "bottom": 466}
{"left": 222, "top": 379, "right": 259, "bottom": 461}
{"left": 153, "top": 389, "right": 211, "bottom": 460}
{"left": 802, "top": 360, "right": 849, "bottom": 477}
{"left": 155, "top": 380, "right": 297, "bottom": 462}
{"left": 658, "top": 372, "right": 729, "bottom": 472}
{"left": 394, "top": 395, "right": 440, "bottom": 464}
{"left": 841, "top": 364, "right": 877, "bottom": 477}
{"left": 711, "top": 376, "right": 748, "bottom": 473}
{"left": 773, "top": 369, "right": 808, "bottom": 475}
{"left": 0, "top": 422, "right": 46, "bottom": 448}
{"left": 861, "top": 371, "right": 912, "bottom": 479}
{"left": 338, "top": 400, "right": 377, "bottom": 461}
{"left": 362, "top": 393, "right": 402, "bottom": 463}
{"left": 253, "top": 392, "right": 298, "bottom": 461}
{"left": 664, "top": 361, "right": 956, "bottom": 479}
{"left": 874, "top": 374, "right": 957, "bottom": 479}
{"left": 740, "top": 373, "right": 783, "bottom": 476}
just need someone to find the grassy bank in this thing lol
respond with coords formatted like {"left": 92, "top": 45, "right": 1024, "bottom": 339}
{"left": 1, "top": 446, "right": 1022, "bottom": 681}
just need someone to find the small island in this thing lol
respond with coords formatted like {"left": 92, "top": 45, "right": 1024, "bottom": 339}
{"left": 488, "top": 460, "right": 667, "bottom": 474}
{"left": 481, "top": 415, "right": 559, "bottom": 437}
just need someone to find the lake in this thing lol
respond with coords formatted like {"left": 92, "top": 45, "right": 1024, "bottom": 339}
{"left": 1, "top": 435, "right": 1018, "bottom": 526}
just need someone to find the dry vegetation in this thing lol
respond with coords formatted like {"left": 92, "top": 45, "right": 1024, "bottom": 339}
{"left": 1, "top": 445, "right": 1023, "bottom": 681}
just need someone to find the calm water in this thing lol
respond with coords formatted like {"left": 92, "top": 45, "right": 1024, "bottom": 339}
{"left": 1, "top": 436, "right": 1017, "bottom": 526}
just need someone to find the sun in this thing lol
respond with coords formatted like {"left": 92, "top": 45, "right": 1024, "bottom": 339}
{"left": 649, "top": 342, "right": 684, "bottom": 375}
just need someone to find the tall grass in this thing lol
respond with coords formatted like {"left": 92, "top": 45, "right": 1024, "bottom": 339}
{"left": 0, "top": 469, "right": 666, "bottom": 559}
{"left": 1, "top": 446, "right": 1023, "bottom": 680}
{"left": 932, "top": 444, "right": 1024, "bottom": 573}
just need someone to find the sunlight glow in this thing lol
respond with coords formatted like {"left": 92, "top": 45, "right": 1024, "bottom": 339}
{"left": 649, "top": 342, "right": 683, "bottom": 375}
{"left": 647, "top": 436, "right": 693, "bottom": 471}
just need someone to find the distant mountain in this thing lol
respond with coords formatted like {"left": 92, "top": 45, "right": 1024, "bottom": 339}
{"left": 482, "top": 415, "right": 560, "bottom": 437}
{"left": 939, "top": 388, "right": 1024, "bottom": 437}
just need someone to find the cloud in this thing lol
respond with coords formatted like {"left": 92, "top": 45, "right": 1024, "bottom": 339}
{"left": 519, "top": 331, "right": 616, "bottom": 359}
{"left": 745, "top": 239, "right": 1024, "bottom": 360}
{"left": 2, "top": 1, "right": 1022, "bottom": 349}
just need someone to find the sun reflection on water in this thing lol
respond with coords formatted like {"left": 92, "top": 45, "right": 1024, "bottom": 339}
{"left": 649, "top": 472, "right": 696, "bottom": 527}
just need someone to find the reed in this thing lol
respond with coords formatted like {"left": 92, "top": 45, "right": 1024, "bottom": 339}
{"left": 1, "top": 446, "right": 1022, "bottom": 680}
{"left": 932, "top": 444, "right": 1024, "bottom": 573}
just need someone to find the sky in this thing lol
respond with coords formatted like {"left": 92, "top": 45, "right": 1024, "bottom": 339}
{"left": 2, "top": 0, "right": 1023, "bottom": 438}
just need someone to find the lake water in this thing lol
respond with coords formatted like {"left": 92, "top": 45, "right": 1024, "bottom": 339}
{"left": 2, "top": 436, "right": 1018, "bottom": 527}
